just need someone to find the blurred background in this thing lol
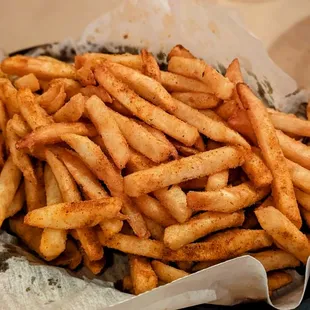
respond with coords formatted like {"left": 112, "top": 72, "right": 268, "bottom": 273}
{"left": 1, "top": 0, "right": 309, "bottom": 88}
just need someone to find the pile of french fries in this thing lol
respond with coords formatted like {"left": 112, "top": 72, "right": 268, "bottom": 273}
{"left": 1, "top": 44, "right": 310, "bottom": 297}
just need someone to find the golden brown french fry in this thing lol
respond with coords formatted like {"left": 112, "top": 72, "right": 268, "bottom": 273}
{"left": 180, "top": 176, "right": 209, "bottom": 190}
{"left": 194, "top": 134, "right": 206, "bottom": 152}
{"left": 80, "top": 85, "right": 112, "bottom": 103}
{"left": 170, "top": 140, "right": 198, "bottom": 156}
{"left": 205, "top": 170, "right": 229, "bottom": 191}
{"left": 143, "top": 217, "right": 164, "bottom": 241}
{"left": 215, "top": 100, "right": 239, "bottom": 121}
{"left": 268, "top": 271, "right": 292, "bottom": 293}
{"left": 176, "top": 261, "right": 194, "bottom": 272}
{"left": 94, "top": 65, "right": 199, "bottom": 146}
{"left": 99, "top": 232, "right": 164, "bottom": 259}
{"left": 10, "top": 114, "right": 31, "bottom": 137}
{"left": 129, "top": 255, "right": 158, "bottom": 295}
{"left": 99, "top": 219, "right": 123, "bottom": 239}
{"left": 300, "top": 206, "right": 310, "bottom": 228}
{"left": 14, "top": 73, "right": 40, "bottom": 92}
{"left": 122, "top": 275, "right": 133, "bottom": 293}
{"left": 6, "top": 182, "right": 25, "bottom": 218}
{"left": 0, "top": 134, "right": 5, "bottom": 168}
{"left": 238, "top": 83, "right": 301, "bottom": 228}
{"left": 53, "top": 93, "right": 85, "bottom": 122}
{"left": 133, "top": 194, "right": 177, "bottom": 227}
{"left": 188, "top": 182, "right": 269, "bottom": 212}
{"left": 50, "top": 78, "right": 81, "bottom": 99}
{"left": 76, "top": 65, "right": 96, "bottom": 86}
{"left": 163, "top": 229, "right": 272, "bottom": 261}
{"left": 192, "top": 260, "right": 223, "bottom": 272}
{"left": 0, "top": 99, "right": 8, "bottom": 140}
{"left": 251, "top": 249, "right": 300, "bottom": 272}
{"left": 0, "top": 155, "right": 22, "bottom": 225}
{"left": 151, "top": 260, "right": 189, "bottom": 283}
{"left": 295, "top": 188, "right": 310, "bottom": 211}
{"left": 171, "top": 92, "right": 219, "bottom": 109}
{"left": 86, "top": 95, "right": 130, "bottom": 169}
{"left": 124, "top": 146, "right": 245, "bottom": 197}
{"left": 0, "top": 78, "right": 19, "bottom": 117}
{"left": 164, "top": 211, "right": 244, "bottom": 250}
{"left": 160, "top": 71, "right": 212, "bottom": 93}
{"left": 60, "top": 134, "right": 123, "bottom": 195}
{"left": 108, "top": 98, "right": 133, "bottom": 117}
{"left": 140, "top": 49, "right": 161, "bottom": 82}
{"left": 168, "top": 57, "right": 234, "bottom": 100}
{"left": 286, "top": 159, "right": 310, "bottom": 194}
{"left": 1, "top": 55, "right": 76, "bottom": 80}
{"left": 255, "top": 206, "right": 310, "bottom": 264}
{"left": 16, "top": 122, "right": 97, "bottom": 149}
{"left": 153, "top": 185, "right": 191, "bottom": 223}
{"left": 82, "top": 250, "right": 105, "bottom": 274}
{"left": 168, "top": 44, "right": 195, "bottom": 60}
{"left": 126, "top": 148, "right": 155, "bottom": 173}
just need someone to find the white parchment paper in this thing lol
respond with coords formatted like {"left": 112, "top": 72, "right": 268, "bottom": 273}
{"left": 1, "top": 0, "right": 310, "bottom": 309}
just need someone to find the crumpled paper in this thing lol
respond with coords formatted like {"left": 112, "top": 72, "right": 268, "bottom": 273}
{"left": 1, "top": 0, "right": 310, "bottom": 309}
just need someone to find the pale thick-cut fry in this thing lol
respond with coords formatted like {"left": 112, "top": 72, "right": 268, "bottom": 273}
{"left": 86, "top": 95, "right": 130, "bottom": 169}
{"left": 251, "top": 249, "right": 300, "bottom": 272}
{"left": 36, "top": 82, "right": 66, "bottom": 114}
{"left": 238, "top": 83, "right": 301, "bottom": 228}
{"left": 83, "top": 250, "right": 105, "bottom": 274}
{"left": 53, "top": 93, "right": 85, "bottom": 123}
{"left": 188, "top": 182, "right": 269, "bottom": 212}
{"left": 16, "top": 122, "right": 97, "bottom": 149}
{"left": 50, "top": 78, "right": 81, "bottom": 99}
{"left": 255, "top": 206, "right": 310, "bottom": 264}
{"left": 129, "top": 255, "right": 158, "bottom": 295}
{"left": 163, "top": 229, "right": 272, "bottom": 261}
{"left": 25, "top": 197, "right": 122, "bottom": 229}
{"left": 168, "top": 56, "right": 234, "bottom": 100}
{"left": 144, "top": 217, "right": 164, "bottom": 241}
{"left": 1, "top": 55, "right": 76, "bottom": 80}
{"left": 111, "top": 110, "right": 172, "bottom": 163}
{"left": 6, "top": 182, "right": 25, "bottom": 218}
{"left": 0, "top": 78, "right": 19, "bottom": 117}
{"left": 95, "top": 65, "right": 199, "bottom": 146}
{"left": 10, "top": 114, "right": 31, "bottom": 137}
{"left": 60, "top": 134, "right": 124, "bottom": 195}
{"left": 205, "top": 170, "right": 229, "bottom": 191}
{"left": 14, "top": 73, "right": 40, "bottom": 92}
{"left": 124, "top": 146, "right": 245, "bottom": 197}
{"left": 160, "top": 71, "right": 212, "bottom": 93}
{"left": 268, "top": 271, "right": 293, "bottom": 293}
{"left": 133, "top": 194, "right": 177, "bottom": 227}
{"left": 168, "top": 44, "right": 195, "bottom": 60}
{"left": 171, "top": 92, "right": 219, "bottom": 109}
{"left": 126, "top": 148, "right": 155, "bottom": 173}
{"left": 242, "top": 147, "right": 273, "bottom": 188}
{"left": 0, "top": 155, "right": 22, "bottom": 225}
{"left": 153, "top": 185, "right": 191, "bottom": 223}
{"left": 294, "top": 188, "right": 310, "bottom": 211}
{"left": 152, "top": 261, "right": 189, "bottom": 283}
{"left": 164, "top": 211, "right": 244, "bottom": 250}
{"left": 216, "top": 100, "right": 239, "bottom": 121}
{"left": 140, "top": 49, "right": 161, "bottom": 82}
{"left": 99, "top": 219, "right": 123, "bottom": 239}
{"left": 192, "top": 260, "right": 223, "bottom": 272}
{"left": 286, "top": 159, "right": 310, "bottom": 194}
{"left": 0, "top": 99, "right": 8, "bottom": 139}
{"left": 80, "top": 85, "right": 112, "bottom": 103}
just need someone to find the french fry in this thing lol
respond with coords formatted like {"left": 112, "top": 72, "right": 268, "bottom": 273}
{"left": 194, "top": 134, "right": 206, "bottom": 152}
{"left": 86, "top": 95, "right": 130, "bottom": 169}
{"left": 0, "top": 99, "right": 8, "bottom": 139}
{"left": 176, "top": 261, "right": 194, "bottom": 272}
{"left": 14, "top": 73, "right": 40, "bottom": 92}
{"left": 255, "top": 206, "right": 310, "bottom": 264}
{"left": 216, "top": 100, "right": 239, "bottom": 121}
{"left": 80, "top": 85, "right": 112, "bottom": 103}
{"left": 251, "top": 249, "right": 300, "bottom": 272}
{"left": 205, "top": 170, "right": 229, "bottom": 191}
{"left": 6, "top": 182, "right": 25, "bottom": 218}
{"left": 160, "top": 71, "right": 212, "bottom": 93}
{"left": 0, "top": 155, "right": 22, "bottom": 225}
{"left": 99, "top": 232, "right": 164, "bottom": 259}
{"left": 171, "top": 92, "right": 219, "bottom": 109}
{"left": 192, "top": 260, "right": 223, "bottom": 272}
{"left": 140, "top": 49, "right": 161, "bottom": 82}
{"left": 295, "top": 188, "right": 310, "bottom": 211}
{"left": 1, "top": 55, "right": 76, "bottom": 80}
{"left": 168, "top": 56, "right": 234, "bottom": 100}
{"left": 133, "top": 194, "right": 177, "bottom": 227}
{"left": 168, "top": 44, "right": 195, "bottom": 60}
{"left": 144, "top": 217, "right": 164, "bottom": 241}
{"left": 286, "top": 159, "right": 310, "bottom": 194}
{"left": 300, "top": 206, "right": 310, "bottom": 228}
{"left": 129, "top": 255, "right": 158, "bottom": 295}
{"left": 94, "top": 65, "right": 199, "bottom": 146}
{"left": 53, "top": 93, "right": 85, "bottom": 123}
{"left": 108, "top": 98, "right": 133, "bottom": 117}
{"left": 238, "top": 83, "right": 301, "bottom": 228}
{"left": 124, "top": 146, "right": 245, "bottom": 197}
{"left": 179, "top": 176, "right": 209, "bottom": 190}
{"left": 76, "top": 65, "right": 96, "bottom": 86}
{"left": 163, "top": 229, "right": 272, "bottom": 261}
{"left": 16, "top": 122, "right": 97, "bottom": 149}
{"left": 0, "top": 134, "right": 4, "bottom": 168}
{"left": 10, "top": 114, "right": 31, "bottom": 137}
{"left": 82, "top": 250, "right": 105, "bottom": 274}
{"left": 171, "top": 140, "right": 199, "bottom": 156}
{"left": 188, "top": 182, "right": 269, "bottom": 212}
{"left": 268, "top": 271, "right": 293, "bottom": 293}
{"left": 122, "top": 275, "right": 133, "bottom": 293}
{"left": 151, "top": 261, "right": 189, "bottom": 283}
{"left": 126, "top": 148, "right": 155, "bottom": 173}
{"left": 25, "top": 197, "right": 122, "bottom": 229}
{"left": 153, "top": 185, "right": 192, "bottom": 223}
{"left": 0, "top": 78, "right": 19, "bottom": 117}
{"left": 242, "top": 209, "right": 259, "bottom": 229}
{"left": 99, "top": 219, "right": 123, "bottom": 239}
{"left": 50, "top": 78, "right": 81, "bottom": 99}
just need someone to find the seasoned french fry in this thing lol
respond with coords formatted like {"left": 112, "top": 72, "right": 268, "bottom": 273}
{"left": 76, "top": 65, "right": 96, "bottom": 86}
{"left": 108, "top": 98, "right": 133, "bottom": 116}
{"left": 126, "top": 148, "right": 155, "bottom": 174}
{"left": 286, "top": 159, "right": 310, "bottom": 194}
{"left": 16, "top": 122, "right": 97, "bottom": 149}
{"left": 251, "top": 249, "right": 300, "bottom": 272}
{"left": 216, "top": 100, "right": 239, "bottom": 121}
{"left": 83, "top": 250, "right": 105, "bottom": 274}
{"left": 99, "top": 219, "right": 123, "bottom": 239}
{"left": 268, "top": 271, "right": 292, "bottom": 293}
{"left": 168, "top": 56, "right": 234, "bottom": 100}
{"left": 152, "top": 261, "right": 189, "bottom": 283}
{"left": 140, "top": 49, "right": 161, "bottom": 82}
{"left": 129, "top": 255, "right": 158, "bottom": 295}
{"left": 165, "top": 211, "right": 244, "bottom": 250}
{"left": 6, "top": 182, "right": 25, "bottom": 218}
{"left": 144, "top": 217, "right": 164, "bottom": 241}
{"left": 50, "top": 78, "right": 81, "bottom": 99}
{"left": 86, "top": 95, "right": 130, "bottom": 169}
{"left": 80, "top": 85, "right": 112, "bottom": 103}
{"left": 255, "top": 206, "right": 310, "bottom": 264}
{"left": 163, "top": 229, "right": 272, "bottom": 261}
{"left": 171, "top": 92, "right": 219, "bottom": 109}
{"left": 171, "top": 140, "right": 199, "bottom": 156}
{"left": 153, "top": 185, "right": 192, "bottom": 223}
{"left": 53, "top": 93, "right": 85, "bottom": 123}
{"left": 1, "top": 55, "right": 76, "bottom": 80}
{"left": 295, "top": 188, "right": 310, "bottom": 211}
{"left": 124, "top": 146, "right": 245, "bottom": 197}
{"left": 205, "top": 170, "right": 229, "bottom": 191}
{"left": 238, "top": 83, "right": 301, "bottom": 228}
{"left": 168, "top": 44, "right": 195, "bottom": 60}
{"left": 188, "top": 182, "right": 269, "bottom": 212}
{"left": 10, "top": 114, "right": 31, "bottom": 137}
{"left": 0, "top": 99, "right": 8, "bottom": 139}
{"left": 133, "top": 194, "right": 177, "bottom": 227}
{"left": 192, "top": 260, "right": 223, "bottom": 272}
{"left": 14, "top": 73, "right": 40, "bottom": 92}
{"left": 0, "top": 78, "right": 19, "bottom": 117}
